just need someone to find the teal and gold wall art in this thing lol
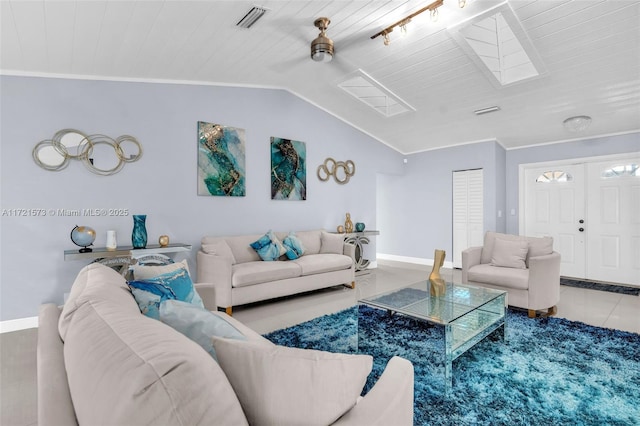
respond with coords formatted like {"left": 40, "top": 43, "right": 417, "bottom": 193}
{"left": 271, "top": 137, "right": 306, "bottom": 200}
{"left": 198, "top": 121, "right": 246, "bottom": 196}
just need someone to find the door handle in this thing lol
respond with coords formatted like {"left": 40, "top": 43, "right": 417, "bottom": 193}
{"left": 579, "top": 227, "right": 584, "bottom": 232}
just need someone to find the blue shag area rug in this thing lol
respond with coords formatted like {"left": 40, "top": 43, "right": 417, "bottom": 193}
{"left": 560, "top": 278, "right": 640, "bottom": 296}
{"left": 264, "top": 305, "right": 640, "bottom": 426}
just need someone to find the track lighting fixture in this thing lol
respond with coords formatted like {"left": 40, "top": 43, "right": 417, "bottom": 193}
{"left": 371, "top": 0, "right": 466, "bottom": 45}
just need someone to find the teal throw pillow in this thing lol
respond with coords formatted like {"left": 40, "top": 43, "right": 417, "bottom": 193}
{"left": 282, "top": 232, "right": 305, "bottom": 260}
{"left": 159, "top": 300, "right": 246, "bottom": 360}
{"left": 250, "top": 230, "right": 286, "bottom": 261}
{"left": 128, "top": 267, "right": 204, "bottom": 319}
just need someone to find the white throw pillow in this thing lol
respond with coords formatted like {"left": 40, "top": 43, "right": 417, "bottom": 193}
{"left": 211, "top": 337, "right": 373, "bottom": 426}
{"left": 320, "top": 231, "right": 344, "bottom": 254}
{"left": 490, "top": 238, "right": 528, "bottom": 269}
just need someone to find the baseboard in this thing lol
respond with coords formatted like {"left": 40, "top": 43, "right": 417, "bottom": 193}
{"left": 0, "top": 316, "right": 39, "bottom": 333}
{"left": 377, "top": 253, "right": 454, "bottom": 269}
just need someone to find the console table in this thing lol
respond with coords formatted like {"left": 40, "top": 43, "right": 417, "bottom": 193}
{"left": 64, "top": 243, "right": 192, "bottom": 277}
{"left": 341, "top": 230, "right": 380, "bottom": 272}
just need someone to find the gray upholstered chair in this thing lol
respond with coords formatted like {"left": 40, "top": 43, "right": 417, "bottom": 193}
{"left": 462, "top": 231, "right": 561, "bottom": 318}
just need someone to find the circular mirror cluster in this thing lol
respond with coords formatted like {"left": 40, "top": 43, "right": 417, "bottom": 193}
{"left": 33, "top": 129, "right": 142, "bottom": 175}
{"left": 317, "top": 158, "right": 356, "bottom": 184}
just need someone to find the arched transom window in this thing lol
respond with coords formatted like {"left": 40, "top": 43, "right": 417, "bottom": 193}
{"left": 535, "top": 170, "right": 573, "bottom": 183}
{"left": 601, "top": 164, "right": 639, "bottom": 178}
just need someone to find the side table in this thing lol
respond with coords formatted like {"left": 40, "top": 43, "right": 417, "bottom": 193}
{"left": 341, "top": 230, "right": 380, "bottom": 273}
{"left": 64, "top": 243, "right": 192, "bottom": 278}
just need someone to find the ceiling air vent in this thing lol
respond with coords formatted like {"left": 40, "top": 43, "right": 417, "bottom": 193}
{"left": 338, "top": 70, "right": 415, "bottom": 118}
{"left": 236, "top": 6, "right": 268, "bottom": 29}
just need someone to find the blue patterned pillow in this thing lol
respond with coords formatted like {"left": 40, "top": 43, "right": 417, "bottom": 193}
{"left": 250, "top": 230, "right": 286, "bottom": 261}
{"left": 159, "top": 300, "right": 246, "bottom": 360}
{"left": 128, "top": 267, "right": 204, "bottom": 319}
{"left": 282, "top": 232, "right": 305, "bottom": 260}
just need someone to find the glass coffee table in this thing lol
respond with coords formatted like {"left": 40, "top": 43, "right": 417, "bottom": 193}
{"left": 358, "top": 280, "right": 507, "bottom": 390}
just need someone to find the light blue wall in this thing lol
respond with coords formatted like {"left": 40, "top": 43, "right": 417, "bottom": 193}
{"left": 377, "top": 133, "right": 639, "bottom": 263}
{"left": 0, "top": 75, "right": 404, "bottom": 321}
{"left": 505, "top": 133, "right": 640, "bottom": 234}
{"left": 376, "top": 141, "right": 505, "bottom": 260}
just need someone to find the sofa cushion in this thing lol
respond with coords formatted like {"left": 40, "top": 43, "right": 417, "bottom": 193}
{"left": 225, "top": 234, "right": 264, "bottom": 264}
{"left": 295, "top": 230, "right": 322, "bottom": 255}
{"left": 128, "top": 267, "right": 204, "bottom": 319}
{"left": 201, "top": 239, "right": 236, "bottom": 264}
{"left": 250, "top": 230, "right": 287, "bottom": 261}
{"left": 293, "top": 253, "right": 353, "bottom": 276}
{"left": 232, "top": 261, "right": 302, "bottom": 287}
{"left": 283, "top": 231, "right": 305, "bottom": 260}
{"left": 320, "top": 231, "right": 345, "bottom": 254}
{"left": 481, "top": 231, "right": 553, "bottom": 266}
{"left": 467, "top": 263, "right": 530, "bottom": 290}
{"left": 526, "top": 235, "right": 554, "bottom": 266}
{"left": 61, "top": 265, "right": 248, "bottom": 426}
{"left": 212, "top": 337, "right": 373, "bottom": 426}
{"left": 491, "top": 238, "right": 528, "bottom": 269}
{"left": 59, "top": 263, "right": 136, "bottom": 340}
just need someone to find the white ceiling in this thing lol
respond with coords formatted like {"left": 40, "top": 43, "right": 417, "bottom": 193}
{"left": 2, "top": 0, "right": 639, "bottom": 154}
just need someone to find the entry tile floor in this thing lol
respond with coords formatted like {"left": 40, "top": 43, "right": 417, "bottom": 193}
{"left": 235, "top": 260, "right": 640, "bottom": 335}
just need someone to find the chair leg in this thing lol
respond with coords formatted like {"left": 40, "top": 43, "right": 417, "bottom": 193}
{"left": 344, "top": 281, "right": 355, "bottom": 289}
{"left": 548, "top": 305, "right": 557, "bottom": 316}
{"left": 225, "top": 307, "right": 232, "bottom": 316}
{"left": 528, "top": 309, "right": 537, "bottom": 318}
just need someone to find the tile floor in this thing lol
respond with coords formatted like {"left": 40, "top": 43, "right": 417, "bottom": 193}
{"left": 1, "top": 261, "right": 638, "bottom": 426}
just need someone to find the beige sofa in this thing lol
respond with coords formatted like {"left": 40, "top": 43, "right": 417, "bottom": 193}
{"left": 197, "top": 230, "right": 356, "bottom": 315}
{"left": 462, "top": 231, "right": 561, "bottom": 318}
{"left": 38, "top": 263, "right": 414, "bottom": 426}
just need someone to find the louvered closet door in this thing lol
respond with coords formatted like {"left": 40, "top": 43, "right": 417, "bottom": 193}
{"left": 453, "top": 169, "right": 484, "bottom": 268}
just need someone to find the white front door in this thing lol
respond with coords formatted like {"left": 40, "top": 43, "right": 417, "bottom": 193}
{"left": 586, "top": 159, "right": 640, "bottom": 285}
{"left": 524, "top": 164, "right": 586, "bottom": 278}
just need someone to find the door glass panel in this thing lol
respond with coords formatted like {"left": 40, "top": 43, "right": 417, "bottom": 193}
{"left": 536, "top": 170, "right": 573, "bottom": 183}
{"left": 601, "top": 164, "right": 639, "bottom": 178}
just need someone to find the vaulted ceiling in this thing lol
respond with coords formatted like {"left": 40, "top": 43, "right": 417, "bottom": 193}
{"left": 2, "top": 0, "right": 639, "bottom": 154}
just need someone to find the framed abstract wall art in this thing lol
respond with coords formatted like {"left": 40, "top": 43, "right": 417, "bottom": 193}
{"left": 270, "top": 137, "right": 306, "bottom": 200}
{"left": 197, "top": 121, "right": 246, "bottom": 196}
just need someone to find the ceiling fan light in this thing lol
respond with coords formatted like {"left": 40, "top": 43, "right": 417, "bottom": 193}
{"left": 311, "top": 37, "right": 333, "bottom": 62}
{"left": 311, "top": 17, "right": 334, "bottom": 62}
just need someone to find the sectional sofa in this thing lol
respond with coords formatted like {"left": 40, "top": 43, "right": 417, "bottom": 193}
{"left": 37, "top": 263, "right": 414, "bottom": 425}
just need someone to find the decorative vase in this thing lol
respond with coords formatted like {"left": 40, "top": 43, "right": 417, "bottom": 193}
{"left": 106, "top": 230, "right": 117, "bottom": 251}
{"left": 131, "top": 215, "right": 147, "bottom": 249}
{"left": 429, "top": 249, "right": 446, "bottom": 296}
{"left": 344, "top": 213, "right": 354, "bottom": 234}
{"left": 355, "top": 222, "right": 365, "bottom": 232}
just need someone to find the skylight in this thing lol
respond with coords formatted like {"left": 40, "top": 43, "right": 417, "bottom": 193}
{"left": 338, "top": 70, "right": 415, "bottom": 118}
{"left": 448, "top": 2, "right": 545, "bottom": 87}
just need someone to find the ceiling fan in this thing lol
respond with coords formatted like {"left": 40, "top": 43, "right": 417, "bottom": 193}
{"left": 310, "top": 17, "right": 334, "bottom": 63}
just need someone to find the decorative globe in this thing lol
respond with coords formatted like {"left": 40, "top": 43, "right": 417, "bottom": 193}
{"left": 71, "top": 225, "right": 96, "bottom": 253}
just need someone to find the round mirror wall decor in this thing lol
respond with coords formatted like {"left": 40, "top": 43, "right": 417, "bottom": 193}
{"left": 32, "top": 129, "right": 142, "bottom": 175}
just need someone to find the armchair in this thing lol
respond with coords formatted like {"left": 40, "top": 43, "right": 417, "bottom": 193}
{"left": 462, "top": 231, "right": 561, "bottom": 318}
